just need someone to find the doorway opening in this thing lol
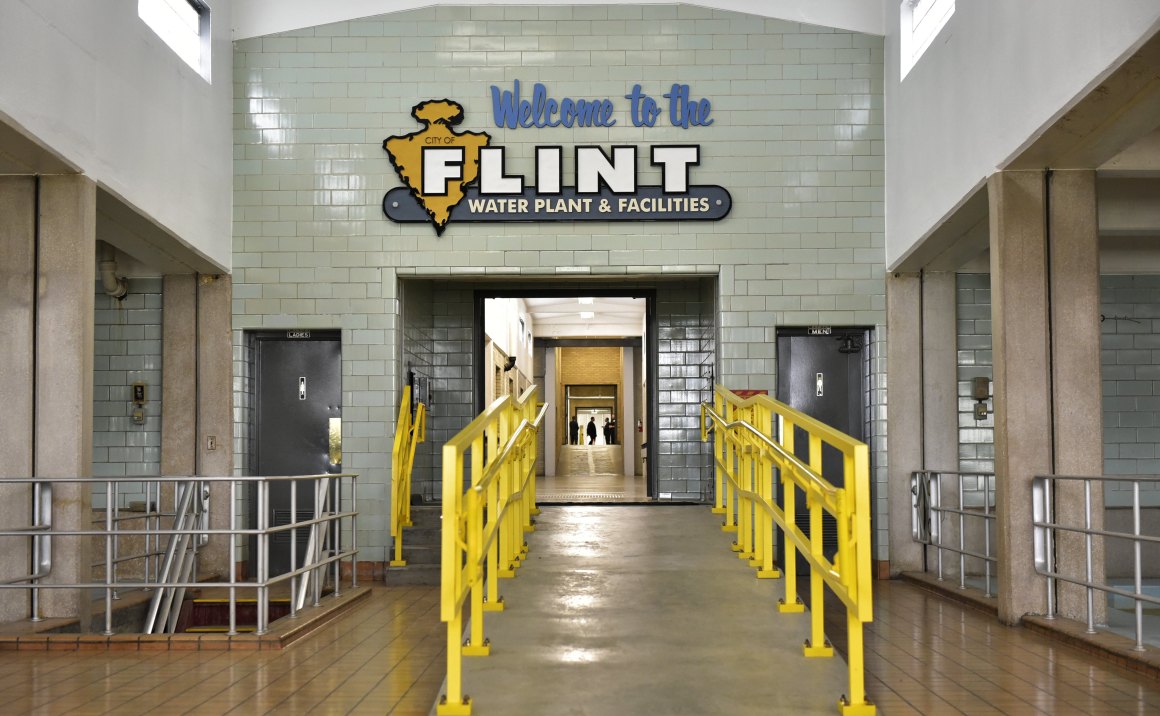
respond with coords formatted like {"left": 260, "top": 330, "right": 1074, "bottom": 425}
{"left": 480, "top": 291, "right": 650, "bottom": 503}
{"left": 399, "top": 276, "right": 716, "bottom": 505}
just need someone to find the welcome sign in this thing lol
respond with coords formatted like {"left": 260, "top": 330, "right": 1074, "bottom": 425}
{"left": 381, "top": 82, "right": 732, "bottom": 235}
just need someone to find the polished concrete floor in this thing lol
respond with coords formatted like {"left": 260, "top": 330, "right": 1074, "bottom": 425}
{"left": 4, "top": 506, "right": 1160, "bottom": 715}
{"left": 447, "top": 505, "right": 850, "bottom": 715}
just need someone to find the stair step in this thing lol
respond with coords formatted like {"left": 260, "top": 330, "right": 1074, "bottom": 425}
{"left": 193, "top": 598, "right": 290, "bottom": 605}
{"left": 385, "top": 563, "right": 441, "bottom": 586}
{"left": 400, "top": 544, "right": 441, "bottom": 565}
{"left": 179, "top": 599, "right": 293, "bottom": 633}
{"left": 405, "top": 506, "right": 443, "bottom": 526}
{"left": 399, "top": 528, "right": 442, "bottom": 548}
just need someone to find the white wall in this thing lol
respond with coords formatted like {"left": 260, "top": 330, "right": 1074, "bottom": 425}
{"left": 885, "top": 1, "right": 1160, "bottom": 269}
{"left": 484, "top": 297, "right": 534, "bottom": 375}
{"left": 0, "top": 0, "right": 234, "bottom": 271}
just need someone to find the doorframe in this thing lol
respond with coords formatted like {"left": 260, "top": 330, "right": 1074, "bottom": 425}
{"left": 248, "top": 329, "right": 343, "bottom": 476}
{"left": 247, "top": 328, "right": 342, "bottom": 576}
{"left": 774, "top": 325, "right": 874, "bottom": 564}
{"left": 473, "top": 288, "right": 657, "bottom": 496}
{"left": 774, "top": 326, "right": 872, "bottom": 443}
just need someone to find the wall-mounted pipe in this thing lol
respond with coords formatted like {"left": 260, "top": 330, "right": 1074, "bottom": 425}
{"left": 98, "top": 240, "right": 128, "bottom": 299}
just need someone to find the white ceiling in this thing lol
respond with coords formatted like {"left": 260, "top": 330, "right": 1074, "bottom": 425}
{"left": 524, "top": 295, "right": 645, "bottom": 338}
{"left": 231, "top": 0, "right": 886, "bottom": 41}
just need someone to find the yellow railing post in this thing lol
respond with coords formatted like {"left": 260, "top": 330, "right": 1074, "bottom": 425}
{"left": 390, "top": 386, "right": 426, "bottom": 568}
{"left": 437, "top": 386, "right": 547, "bottom": 716}
{"left": 700, "top": 385, "right": 875, "bottom": 715}
{"left": 779, "top": 418, "right": 803, "bottom": 613}
{"left": 804, "top": 434, "right": 832, "bottom": 657}
{"left": 736, "top": 427, "right": 751, "bottom": 557}
{"left": 756, "top": 406, "right": 779, "bottom": 579}
{"left": 484, "top": 429, "right": 503, "bottom": 612}
{"left": 439, "top": 444, "right": 469, "bottom": 716}
{"left": 463, "top": 432, "right": 489, "bottom": 657}
{"left": 721, "top": 401, "right": 738, "bottom": 533}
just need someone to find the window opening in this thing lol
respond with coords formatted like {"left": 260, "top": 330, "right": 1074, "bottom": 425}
{"left": 139, "top": 0, "right": 211, "bottom": 81}
{"left": 900, "top": 0, "right": 954, "bottom": 80}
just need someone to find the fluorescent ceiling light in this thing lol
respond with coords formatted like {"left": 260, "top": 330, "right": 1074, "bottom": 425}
{"left": 579, "top": 311, "right": 595, "bottom": 319}
{"left": 578, "top": 297, "right": 594, "bottom": 304}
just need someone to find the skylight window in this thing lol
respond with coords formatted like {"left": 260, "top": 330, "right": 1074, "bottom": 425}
{"left": 900, "top": 0, "right": 954, "bottom": 80}
{"left": 139, "top": 0, "right": 211, "bottom": 81}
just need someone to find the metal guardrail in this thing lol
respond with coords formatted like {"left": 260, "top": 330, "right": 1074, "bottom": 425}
{"left": 0, "top": 473, "right": 358, "bottom": 635}
{"left": 438, "top": 386, "right": 546, "bottom": 716}
{"left": 701, "top": 385, "right": 875, "bottom": 716}
{"left": 910, "top": 470, "right": 997, "bottom": 596}
{"left": 390, "top": 385, "right": 426, "bottom": 567}
{"left": 143, "top": 479, "right": 206, "bottom": 633}
{"left": 1033, "top": 474, "right": 1160, "bottom": 651}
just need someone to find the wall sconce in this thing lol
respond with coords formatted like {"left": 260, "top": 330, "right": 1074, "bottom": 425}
{"left": 972, "top": 377, "right": 991, "bottom": 420}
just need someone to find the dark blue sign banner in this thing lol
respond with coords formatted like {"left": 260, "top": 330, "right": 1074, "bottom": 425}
{"left": 383, "top": 185, "right": 732, "bottom": 224}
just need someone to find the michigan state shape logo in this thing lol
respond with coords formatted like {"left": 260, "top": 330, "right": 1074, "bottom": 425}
{"left": 382, "top": 100, "right": 490, "bottom": 235}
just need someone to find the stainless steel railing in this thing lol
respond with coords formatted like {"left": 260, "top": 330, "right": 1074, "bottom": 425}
{"left": 0, "top": 473, "right": 358, "bottom": 635}
{"left": 911, "top": 470, "right": 997, "bottom": 596}
{"left": 1033, "top": 474, "right": 1160, "bottom": 651}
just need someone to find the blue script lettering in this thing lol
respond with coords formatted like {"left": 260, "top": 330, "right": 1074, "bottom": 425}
{"left": 663, "top": 84, "right": 713, "bottom": 128}
{"left": 491, "top": 81, "right": 617, "bottom": 129}
{"left": 625, "top": 84, "right": 662, "bottom": 127}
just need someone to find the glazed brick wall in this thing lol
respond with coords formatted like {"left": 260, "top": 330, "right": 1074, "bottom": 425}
{"left": 232, "top": 4, "right": 887, "bottom": 555}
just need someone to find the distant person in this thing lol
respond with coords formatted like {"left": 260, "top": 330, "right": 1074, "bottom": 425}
{"left": 587, "top": 417, "right": 597, "bottom": 445}
{"left": 603, "top": 418, "right": 611, "bottom": 445}
{"left": 609, "top": 418, "right": 617, "bottom": 445}
{"left": 569, "top": 416, "right": 580, "bottom": 445}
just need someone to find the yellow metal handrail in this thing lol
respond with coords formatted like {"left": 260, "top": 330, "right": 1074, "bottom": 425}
{"left": 389, "top": 385, "right": 426, "bottom": 567}
{"left": 701, "top": 385, "right": 875, "bottom": 716}
{"left": 438, "top": 385, "right": 546, "bottom": 716}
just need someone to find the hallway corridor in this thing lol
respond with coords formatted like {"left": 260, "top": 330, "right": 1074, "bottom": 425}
{"left": 537, "top": 446, "right": 649, "bottom": 503}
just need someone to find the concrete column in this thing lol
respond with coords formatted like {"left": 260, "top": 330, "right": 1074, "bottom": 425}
{"left": 1047, "top": 170, "right": 1106, "bottom": 623}
{"left": 162, "top": 275, "right": 197, "bottom": 477}
{"left": 0, "top": 177, "right": 36, "bottom": 622}
{"left": 196, "top": 274, "right": 234, "bottom": 577}
{"left": 922, "top": 272, "right": 960, "bottom": 474}
{"left": 922, "top": 272, "right": 964, "bottom": 579}
{"left": 36, "top": 175, "right": 96, "bottom": 621}
{"left": 544, "top": 348, "right": 556, "bottom": 476}
{"left": 886, "top": 272, "right": 924, "bottom": 574}
{"left": 989, "top": 170, "right": 1052, "bottom": 624}
{"left": 622, "top": 346, "right": 636, "bottom": 477}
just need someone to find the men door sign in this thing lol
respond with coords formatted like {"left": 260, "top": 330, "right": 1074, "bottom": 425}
{"left": 381, "top": 98, "right": 732, "bottom": 235}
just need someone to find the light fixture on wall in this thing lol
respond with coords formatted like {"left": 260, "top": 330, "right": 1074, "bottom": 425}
{"left": 503, "top": 356, "right": 517, "bottom": 372}
{"left": 837, "top": 334, "right": 862, "bottom": 354}
{"left": 972, "top": 376, "right": 991, "bottom": 420}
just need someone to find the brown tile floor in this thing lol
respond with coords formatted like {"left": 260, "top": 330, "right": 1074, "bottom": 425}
{"left": 0, "top": 585, "right": 444, "bottom": 716}
{"left": 2, "top": 549, "right": 1159, "bottom": 714}
{"left": 846, "top": 581, "right": 1160, "bottom": 715}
